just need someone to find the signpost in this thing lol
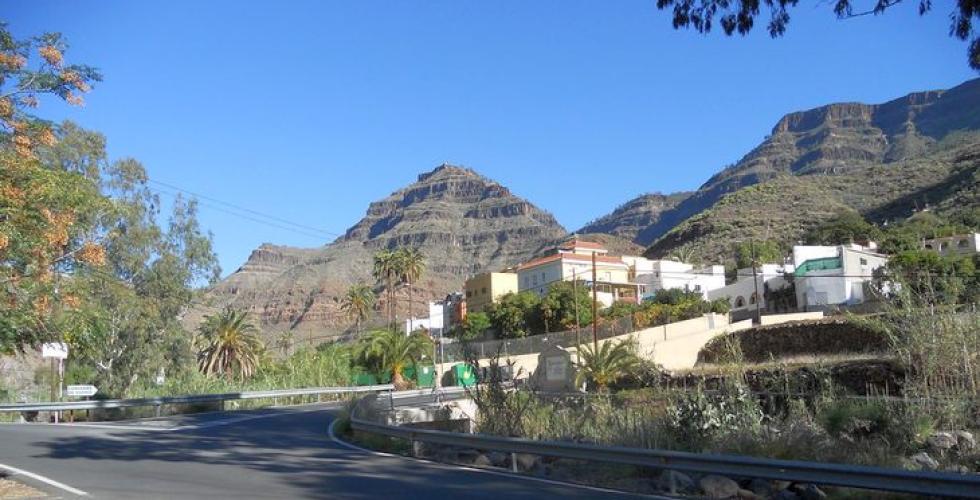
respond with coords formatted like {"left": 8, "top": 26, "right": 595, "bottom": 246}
{"left": 66, "top": 385, "right": 98, "bottom": 398}
{"left": 41, "top": 342, "right": 68, "bottom": 423}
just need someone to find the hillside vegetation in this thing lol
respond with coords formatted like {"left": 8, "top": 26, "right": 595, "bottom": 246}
{"left": 645, "top": 136, "right": 980, "bottom": 264}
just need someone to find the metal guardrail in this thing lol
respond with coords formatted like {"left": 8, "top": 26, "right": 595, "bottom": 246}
{"left": 0, "top": 384, "right": 395, "bottom": 413}
{"left": 349, "top": 394, "right": 980, "bottom": 498}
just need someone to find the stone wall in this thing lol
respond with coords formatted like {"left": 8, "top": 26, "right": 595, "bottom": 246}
{"left": 697, "top": 318, "right": 888, "bottom": 364}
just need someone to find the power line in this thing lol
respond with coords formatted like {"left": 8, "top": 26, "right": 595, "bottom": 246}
{"left": 149, "top": 185, "right": 333, "bottom": 241}
{"left": 146, "top": 178, "right": 344, "bottom": 239}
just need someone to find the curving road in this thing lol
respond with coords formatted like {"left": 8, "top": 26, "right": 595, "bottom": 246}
{"left": 0, "top": 404, "right": 647, "bottom": 499}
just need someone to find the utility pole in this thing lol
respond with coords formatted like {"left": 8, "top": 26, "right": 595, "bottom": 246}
{"left": 750, "top": 238, "right": 762, "bottom": 324}
{"left": 591, "top": 251, "right": 599, "bottom": 351}
{"left": 572, "top": 267, "right": 582, "bottom": 346}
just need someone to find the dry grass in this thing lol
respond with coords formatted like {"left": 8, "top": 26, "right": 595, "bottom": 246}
{"left": 683, "top": 353, "right": 893, "bottom": 376}
{"left": 0, "top": 478, "right": 46, "bottom": 499}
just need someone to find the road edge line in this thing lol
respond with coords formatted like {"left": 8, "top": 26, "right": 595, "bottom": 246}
{"left": 326, "top": 418, "right": 657, "bottom": 498}
{"left": 0, "top": 462, "right": 89, "bottom": 497}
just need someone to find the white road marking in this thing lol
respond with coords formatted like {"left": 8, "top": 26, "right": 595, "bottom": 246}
{"left": 0, "top": 462, "right": 89, "bottom": 497}
{"left": 327, "top": 418, "right": 660, "bottom": 498}
{"left": 0, "top": 402, "right": 343, "bottom": 433}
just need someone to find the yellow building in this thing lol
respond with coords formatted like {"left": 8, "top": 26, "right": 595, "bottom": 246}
{"left": 464, "top": 272, "right": 519, "bottom": 313}
{"left": 516, "top": 240, "right": 641, "bottom": 306}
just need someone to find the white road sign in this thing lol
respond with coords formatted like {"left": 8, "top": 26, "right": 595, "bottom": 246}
{"left": 66, "top": 385, "right": 98, "bottom": 397}
{"left": 41, "top": 342, "right": 69, "bottom": 359}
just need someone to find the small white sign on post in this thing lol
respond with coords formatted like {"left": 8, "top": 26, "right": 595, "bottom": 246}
{"left": 41, "top": 342, "right": 69, "bottom": 359}
{"left": 66, "top": 385, "right": 98, "bottom": 398}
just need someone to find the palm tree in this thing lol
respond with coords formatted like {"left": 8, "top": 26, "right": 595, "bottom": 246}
{"left": 574, "top": 337, "right": 641, "bottom": 392}
{"left": 397, "top": 248, "right": 426, "bottom": 329}
{"left": 341, "top": 283, "right": 375, "bottom": 335}
{"left": 356, "top": 328, "right": 432, "bottom": 390}
{"left": 275, "top": 331, "right": 294, "bottom": 357}
{"left": 372, "top": 249, "right": 398, "bottom": 328}
{"left": 196, "top": 307, "right": 265, "bottom": 380}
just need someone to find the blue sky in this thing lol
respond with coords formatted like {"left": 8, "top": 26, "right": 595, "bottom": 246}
{"left": 6, "top": 1, "right": 977, "bottom": 276}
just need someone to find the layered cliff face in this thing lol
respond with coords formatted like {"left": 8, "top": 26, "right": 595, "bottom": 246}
{"left": 635, "top": 78, "right": 980, "bottom": 246}
{"left": 195, "top": 164, "right": 566, "bottom": 338}
{"left": 577, "top": 192, "right": 691, "bottom": 243}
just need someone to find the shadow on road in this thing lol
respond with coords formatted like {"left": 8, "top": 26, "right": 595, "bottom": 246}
{"left": 29, "top": 406, "right": 627, "bottom": 499}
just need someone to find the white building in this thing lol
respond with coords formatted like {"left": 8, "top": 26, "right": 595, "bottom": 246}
{"left": 707, "top": 263, "right": 795, "bottom": 317}
{"left": 405, "top": 300, "right": 445, "bottom": 336}
{"left": 922, "top": 233, "right": 980, "bottom": 256}
{"left": 793, "top": 243, "right": 888, "bottom": 311}
{"left": 621, "top": 256, "right": 725, "bottom": 300}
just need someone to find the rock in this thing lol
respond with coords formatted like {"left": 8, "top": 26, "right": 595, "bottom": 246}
{"left": 656, "top": 470, "right": 696, "bottom": 494}
{"left": 486, "top": 451, "right": 508, "bottom": 467}
{"left": 746, "top": 478, "right": 774, "bottom": 497}
{"left": 773, "top": 491, "right": 801, "bottom": 500}
{"left": 456, "top": 448, "right": 481, "bottom": 464}
{"left": 911, "top": 452, "right": 940, "bottom": 470}
{"left": 792, "top": 484, "right": 827, "bottom": 500}
{"left": 699, "top": 475, "right": 741, "bottom": 499}
{"left": 736, "top": 488, "right": 764, "bottom": 499}
{"left": 771, "top": 480, "right": 792, "bottom": 491}
{"left": 954, "top": 430, "right": 976, "bottom": 451}
{"left": 944, "top": 464, "right": 972, "bottom": 474}
{"left": 471, "top": 454, "right": 492, "bottom": 467}
{"left": 513, "top": 453, "right": 539, "bottom": 472}
{"left": 928, "top": 432, "right": 959, "bottom": 451}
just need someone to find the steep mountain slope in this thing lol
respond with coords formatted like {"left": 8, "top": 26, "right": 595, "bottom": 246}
{"left": 577, "top": 192, "right": 691, "bottom": 243}
{"left": 636, "top": 78, "right": 980, "bottom": 246}
{"left": 194, "top": 164, "right": 567, "bottom": 337}
{"left": 644, "top": 137, "right": 980, "bottom": 263}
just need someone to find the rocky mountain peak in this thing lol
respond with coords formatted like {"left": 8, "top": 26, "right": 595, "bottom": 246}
{"left": 198, "top": 164, "right": 566, "bottom": 338}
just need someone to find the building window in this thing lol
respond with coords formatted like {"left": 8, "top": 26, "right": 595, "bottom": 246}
{"left": 925, "top": 244, "right": 934, "bottom": 250}
{"left": 532, "top": 275, "right": 538, "bottom": 286}
{"left": 860, "top": 258, "right": 868, "bottom": 268}
{"left": 750, "top": 292, "right": 758, "bottom": 305}
{"left": 940, "top": 242, "right": 947, "bottom": 252}
{"left": 481, "top": 287, "right": 487, "bottom": 295}
{"left": 735, "top": 296, "right": 745, "bottom": 308}
{"left": 959, "top": 239, "right": 969, "bottom": 248}
{"left": 466, "top": 290, "right": 472, "bottom": 298}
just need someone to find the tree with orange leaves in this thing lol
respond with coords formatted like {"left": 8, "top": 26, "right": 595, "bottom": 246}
{"left": 0, "top": 22, "right": 101, "bottom": 158}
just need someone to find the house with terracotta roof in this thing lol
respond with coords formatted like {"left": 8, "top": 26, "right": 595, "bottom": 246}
{"left": 516, "top": 239, "right": 643, "bottom": 307}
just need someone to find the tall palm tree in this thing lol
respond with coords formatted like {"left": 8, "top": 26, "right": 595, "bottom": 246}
{"left": 574, "top": 337, "right": 641, "bottom": 392}
{"left": 275, "top": 330, "right": 294, "bottom": 357}
{"left": 196, "top": 307, "right": 265, "bottom": 380}
{"left": 372, "top": 249, "right": 398, "bottom": 328}
{"left": 356, "top": 328, "right": 433, "bottom": 390}
{"left": 341, "top": 283, "right": 375, "bottom": 335}
{"left": 398, "top": 248, "right": 426, "bottom": 329}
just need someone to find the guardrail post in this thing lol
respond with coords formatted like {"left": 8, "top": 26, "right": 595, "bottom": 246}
{"left": 511, "top": 452, "right": 518, "bottom": 473}
{"left": 155, "top": 403, "right": 161, "bottom": 418}
{"left": 388, "top": 390, "right": 394, "bottom": 411}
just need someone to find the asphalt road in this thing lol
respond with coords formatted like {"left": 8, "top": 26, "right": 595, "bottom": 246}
{"left": 0, "top": 404, "right": 646, "bottom": 499}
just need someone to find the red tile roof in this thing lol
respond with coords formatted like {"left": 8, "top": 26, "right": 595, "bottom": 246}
{"left": 517, "top": 252, "right": 626, "bottom": 270}
{"left": 559, "top": 239, "right": 606, "bottom": 250}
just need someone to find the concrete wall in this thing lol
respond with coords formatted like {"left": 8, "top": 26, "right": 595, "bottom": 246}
{"left": 434, "top": 312, "right": 820, "bottom": 383}
{"left": 759, "top": 311, "right": 824, "bottom": 325}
